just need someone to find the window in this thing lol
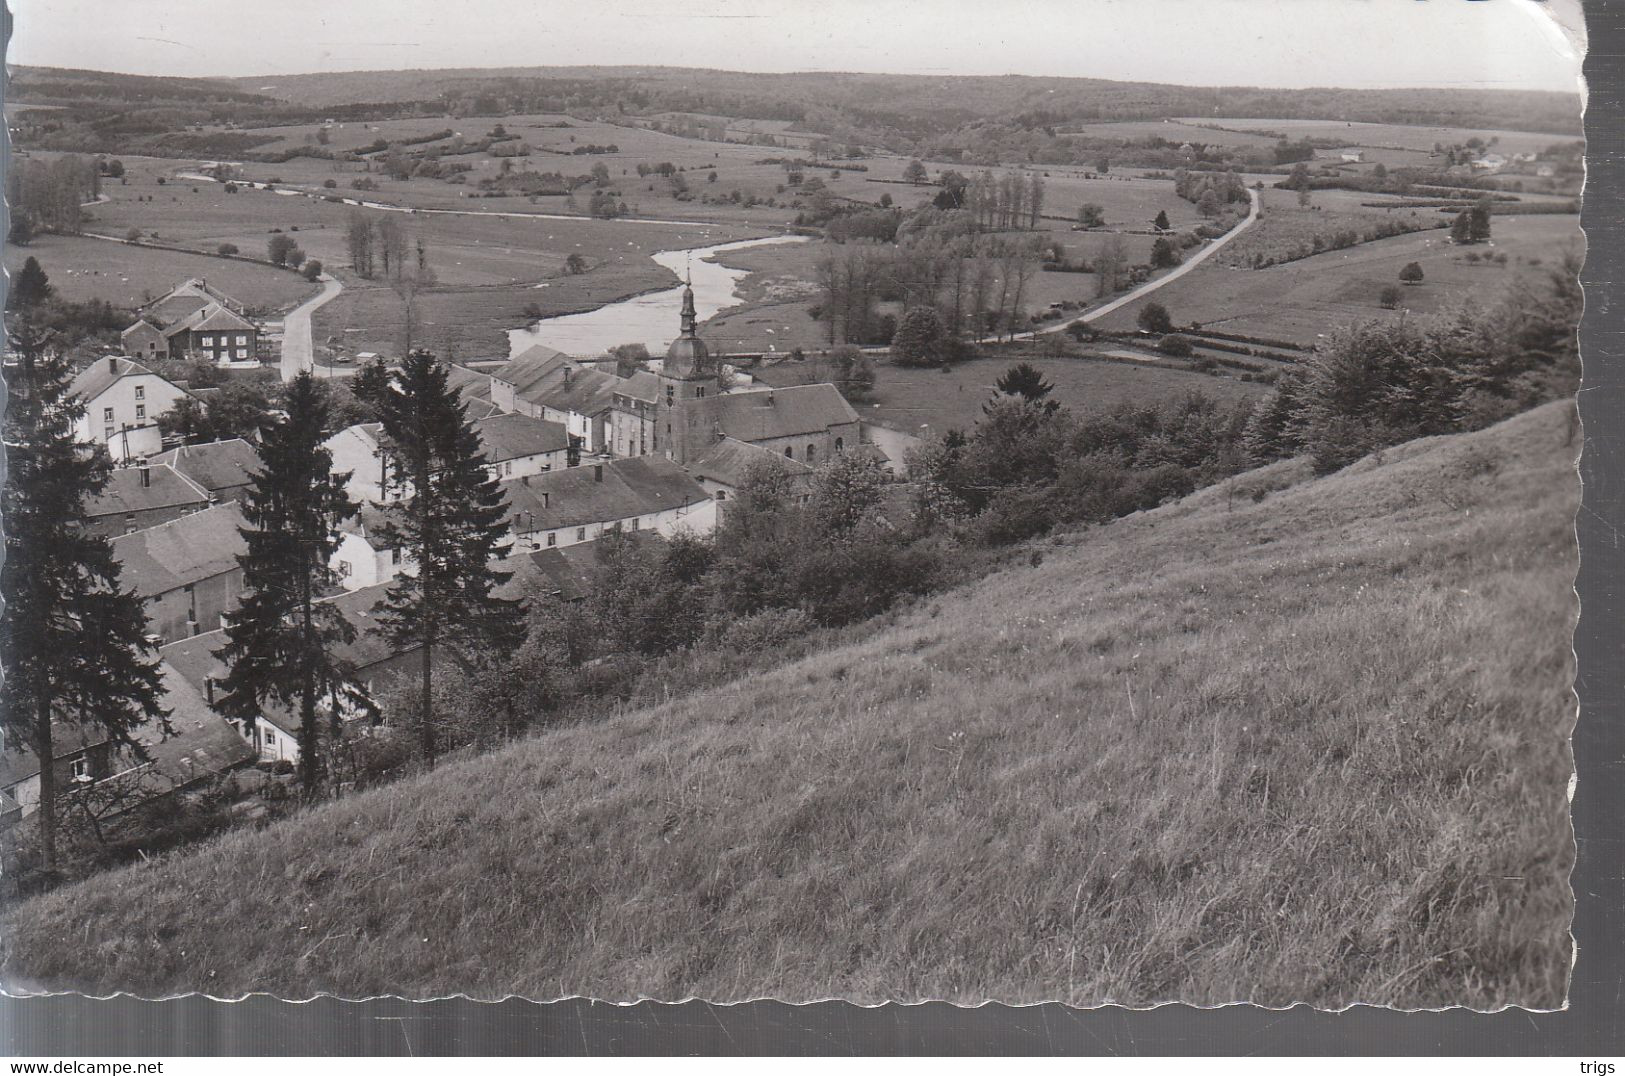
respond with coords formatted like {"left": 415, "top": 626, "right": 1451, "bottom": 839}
{"left": 103, "top": 406, "right": 115, "bottom": 423}
{"left": 784, "top": 446, "right": 794, "bottom": 459}
{"left": 264, "top": 729, "right": 275, "bottom": 745}
{"left": 576, "top": 527, "right": 586, "bottom": 542}
{"left": 666, "top": 385, "right": 675, "bottom": 405}
{"left": 695, "top": 386, "right": 706, "bottom": 399}
{"left": 337, "top": 561, "right": 352, "bottom": 578}
{"left": 235, "top": 348, "right": 248, "bottom": 359}
{"left": 503, "top": 461, "right": 513, "bottom": 476}
{"left": 391, "top": 548, "right": 402, "bottom": 564}
{"left": 104, "top": 427, "right": 116, "bottom": 442}
{"left": 632, "top": 518, "right": 640, "bottom": 530}
{"left": 546, "top": 532, "right": 557, "bottom": 548}
{"left": 200, "top": 335, "right": 213, "bottom": 347}
{"left": 70, "top": 757, "right": 90, "bottom": 781}
{"left": 716, "top": 490, "right": 728, "bottom": 501}
{"left": 236, "top": 334, "right": 248, "bottom": 346}
{"left": 134, "top": 385, "right": 145, "bottom": 401}
{"left": 836, "top": 437, "right": 844, "bottom": 452}
{"left": 806, "top": 443, "right": 816, "bottom": 463}
{"left": 135, "top": 405, "right": 146, "bottom": 421}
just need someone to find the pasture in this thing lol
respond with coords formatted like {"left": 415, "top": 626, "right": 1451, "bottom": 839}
{"left": 1090, "top": 213, "right": 1582, "bottom": 346}
{"left": 1172, "top": 118, "right": 1568, "bottom": 159}
{"left": 4, "top": 234, "right": 318, "bottom": 313}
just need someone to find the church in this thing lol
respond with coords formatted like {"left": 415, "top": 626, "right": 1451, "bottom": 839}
{"left": 608, "top": 284, "right": 860, "bottom": 466}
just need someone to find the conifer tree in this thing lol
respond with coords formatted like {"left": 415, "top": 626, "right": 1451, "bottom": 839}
{"left": 372, "top": 352, "right": 523, "bottom": 766}
{"left": 0, "top": 322, "right": 167, "bottom": 874}
{"left": 9, "top": 257, "right": 53, "bottom": 311}
{"left": 213, "top": 373, "right": 362, "bottom": 795}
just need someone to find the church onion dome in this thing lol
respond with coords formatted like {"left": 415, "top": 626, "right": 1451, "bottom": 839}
{"left": 664, "top": 283, "right": 712, "bottom": 379}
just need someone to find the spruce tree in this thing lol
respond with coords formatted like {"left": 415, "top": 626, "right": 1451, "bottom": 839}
{"left": 0, "top": 322, "right": 167, "bottom": 874}
{"left": 372, "top": 352, "right": 523, "bottom": 766}
{"left": 9, "top": 257, "right": 53, "bottom": 311}
{"left": 213, "top": 373, "right": 362, "bottom": 796}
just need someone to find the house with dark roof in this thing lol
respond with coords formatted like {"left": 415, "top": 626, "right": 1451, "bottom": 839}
{"left": 110, "top": 503, "right": 249, "bottom": 644}
{"left": 446, "top": 364, "right": 502, "bottom": 419}
{"left": 322, "top": 412, "right": 572, "bottom": 505}
{"left": 159, "top": 583, "right": 420, "bottom": 765}
{"left": 120, "top": 278, "right": 261, "bottom": 367}
{"left": 82, "top": 457, "right": 213, "bottom": 539}
{"left": 151, "top": 438, "right": 260, "bottom": 505}
{"left": 69, "top": 355, "right": 192, "bottom": 463}
{"left": 501, "top": 456, "right": 714, "bottom": 553}
{"left": 0, "top": 721, "right": 116, "bottom": 825}
{"left": 685, "top": 435, "right": 815, "bottom": 508}
{"left": 489, "top": 345, "right": 620, "bottom": 453}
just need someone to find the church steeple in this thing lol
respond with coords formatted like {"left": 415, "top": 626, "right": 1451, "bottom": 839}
{"left": 678, "top": 281, "right": 697, "bottom": 338}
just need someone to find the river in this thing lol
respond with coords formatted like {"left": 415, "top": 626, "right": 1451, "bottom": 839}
{"left": 506, "top": 235, "right": 811, "bottom": 358}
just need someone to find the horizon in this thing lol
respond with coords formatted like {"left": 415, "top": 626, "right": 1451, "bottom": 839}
{"left": 8, "top": 0, "right": 1587, "bottom": 96}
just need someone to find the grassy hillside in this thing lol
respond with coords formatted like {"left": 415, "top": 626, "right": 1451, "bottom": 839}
{"left": 0, "top": 403, "right": 1579, "bottom": 1008}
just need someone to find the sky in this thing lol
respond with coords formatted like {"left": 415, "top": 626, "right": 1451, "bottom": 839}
{"left": 6, "top": 0, "right": 1587, "bottom": 94}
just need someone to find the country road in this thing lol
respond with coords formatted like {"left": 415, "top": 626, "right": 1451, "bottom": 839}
{"left": 1030, "top": 186, "right": 1262, "bottom": 339}
{"left": 279, "top": 274, "right": 344, "bottom": 381}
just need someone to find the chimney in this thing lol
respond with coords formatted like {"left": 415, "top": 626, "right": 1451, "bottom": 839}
{"left": 108, "top": 355, "right": 119, "bottom": 375}
{"left": 563, "top": 367, "right": 572, "bottom": 384}
{"left": 138, "top": 458, "right": 151, "bottom": 487}
{"left": 204, "top": 677, "right": 215, "bottom": 704}
{"left": 593, "top": 464, "right": 604, "bottom": 483}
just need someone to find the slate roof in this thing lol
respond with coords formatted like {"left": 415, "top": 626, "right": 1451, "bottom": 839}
{"left": 153, "top": 439, "right": 260, "bottom": 495}
{"left": 698, "top": 384, "right": 860, "bottom": 442}
{"left": 68, "top": 356, "right": 183, "bottom": 406}
{"left": 685, "top": 436, "right": 813, "bottom": 488}
{"left": 500, "top": 457, "right": 709, "bottom": 533}
{"left": 616, "top": 371, "right": 660, "bottom": 404}
{"left": 110, "top": 503, "right": 247, "bottom": 598}
{"left": 187, "top": 306, "right": 256, "bottom": 335}
{"left": 142, "top": 663, "right": 257, "bottom": 782}
{"left": 144, "top": 294, "right": 210, "bottom": 329}
{"left": 0, "top": 722, "right": 113, "bottom": 787}
{"left": 85, "top": 463, "right": 212, "bottom": 520}
{"left": 446, "top": 365, "right": 500, "bottom": 419}
{"left": 493, "top": 348, "right": 620, "bottom": 416}
{"left": 474, "top": 413, "right": 571, "bottom": 463}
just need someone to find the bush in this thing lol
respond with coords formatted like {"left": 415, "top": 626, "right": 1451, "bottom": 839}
{"left": 323, "top": 178, "right": 338, "bottom": 188}
{"left": 718, "top": 608, "right": 815, "bottom": 653}
{"left": 1157, "top": 334, "right": 1195, "bottom": 358}
{"left": 1379, "top": 285, "right": 1402, "bottom": 309}
{"left": 217, "top": 242, "right": 239, "bottom": 256}
{"left": 1137, "top": 302, "right": 1174, "bottom": 335}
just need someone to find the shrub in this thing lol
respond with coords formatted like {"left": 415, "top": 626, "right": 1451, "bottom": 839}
{"left": 1158, "top": 334, "right": 1195, "bottom": 358}
{"left": 1379, "top": 285, "right": 1402, "bottom": 309}
{"left": 323, "top": 178, "right": 338, "bottom": 188}
{"left": 1399, "top": 261, "right": 1425, "bottom": 285}
{"left": 1137, "top": 302, "right": 1174, "bottom": 335}
{"left": 719, "top": 608, "right": 815, "bottom": 653}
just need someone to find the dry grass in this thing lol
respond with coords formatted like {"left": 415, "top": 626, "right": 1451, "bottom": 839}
{"left": 0, "top": 402, "right": 1578, "bottom": 1008}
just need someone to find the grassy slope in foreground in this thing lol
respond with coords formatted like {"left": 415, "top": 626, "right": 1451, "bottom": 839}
{"left": 1, "top": 403, "right": 1579, "bottom": 1008}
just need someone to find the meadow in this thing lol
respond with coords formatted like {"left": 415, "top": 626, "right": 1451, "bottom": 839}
{"left": 0, "top": 401, "right": 1577, "bottom": 1008}
{"left": 2, "top": 233, "right": 318, "bottom": 313}
{"left": 1090, "top": 212, "right": 1582, "bottom": 346}
{"left": 1171, "top": 118, "right": 1566, "bottom": 158}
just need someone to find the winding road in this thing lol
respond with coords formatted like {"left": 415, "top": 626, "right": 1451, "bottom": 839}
{"left": 1029, "top": 186, "right": 1262, "bottom": 339}
{"left": 279, "top": 274, "right": 344, "bottom": 381}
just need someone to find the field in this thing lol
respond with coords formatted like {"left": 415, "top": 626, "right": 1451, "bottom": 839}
{"left": 3, "top": 233, "right": 318, "bottom": 314}
{"left": 1171, "top": 118, "right": 1568, "bottom": 159}
{"left": 0, "top": 401, "right": 1577, "bottom": 1006}
{"left": 758, "top": 352, "right": 1271, "bottom": 439}
{"left": 1091, "top": 212, "right": 1582, "bottom": 346}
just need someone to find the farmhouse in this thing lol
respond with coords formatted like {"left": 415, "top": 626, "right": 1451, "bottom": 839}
{"left": 685, "top": 435, "right": 813, "bottom": 507}
{"left": 150, "top": 438, "right": 259, "bottom": 505}
{"left": 322, "top": 412, "right": 573, "bottom": 505}
{"left": 608, "top": 286, "right": 860, "bottom": 466}
{"left": 489, "top": 345, "right": 620, "bottom": 453}
{"left": 501, "top": 456, "right": 714, "bottom": 553}
{"left": 110, "top": 503, "right": 249, "bottom": 644}
{"left": 120, "top": 278, "right": 261, "bottom": 367}
{"left": 81, "top": 457, "right": 213, "bottom": 538}
{"left": 331, "top": 507, "right": 398, "bottom": 591}
{"left": 0, "top": 721, "right": 116, "bottom": 825}
{"left": 159, "top": 584, "right": 421, "bottom": 765}
{"left": 68, "top": 355, "right": 191, "bottom": 462}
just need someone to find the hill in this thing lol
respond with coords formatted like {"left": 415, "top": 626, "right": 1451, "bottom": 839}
{"left": 0, "top": 402, "right": 1579, "bottom": 1008}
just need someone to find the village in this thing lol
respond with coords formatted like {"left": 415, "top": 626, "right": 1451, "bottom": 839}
{"left": 2, "top": 266, "right": 877, "bottom": 825}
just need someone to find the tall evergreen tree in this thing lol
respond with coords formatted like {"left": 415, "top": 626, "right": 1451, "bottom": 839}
{"left": 212, "top": 373, "right": 362, "bottom": 796}
{"left": 9, "top": 257, "right": 53, "bottom": 311}
{"left": 0, "top": 322, "right": 167, "bottom": 874}
{"left": 373, "top": 352, "right": 523, "bottom": 767}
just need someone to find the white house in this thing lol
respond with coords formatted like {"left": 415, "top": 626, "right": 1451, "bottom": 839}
{"left": 501, "top": 456, "right": 716, "bottom": 554}
{"left": 322, "top": 413, "right": 572, "bottom": 506}
{"left": 68, "top": 356, "right": 191, "bottom": 462}
{"left": 331, "top": 507, "right": 399, "bottom": 591}
{"left": 488, "top": 345, "right": 620, "bottom": 454}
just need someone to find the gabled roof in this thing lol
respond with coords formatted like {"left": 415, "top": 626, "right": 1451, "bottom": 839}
{"left": 500, "top": 457, "right": 710, "bottom": 533}
{"left": 616, "top": 370, "right": 660, "bottom": 404}
{"left": 701, "top": 384, "right": 860, "bottom": 443}
{"left": 492, "top": 344, "right": 574, "bottom": 395}
{"left": 85, "top": 463, "right": 213, "bottom": 520}
{"left": 69, "top": 356, "right": 185, "bottom": 406}
{"left": 142, "top": 664, "right": 257, "bottom": 782}
{"left": 190, "top": 306, "right": 256, "bottom": 335}
{"left": 0, "top": 721, "right": 113, "bottom": 787}
{"left": 474, "top": 412, "right": 571, "bottom": 463}
{"left": 685, "top": 436, "right": 814, "bottom": 488}
{"left": 152, "top": 438, "right": 260, "bottom": 495}
{"left": 142, "top": 294, "right": 210, "bottom": 330}
{"left": 110, "top": 503, "right": 247, "bottom": 598}
{"left": 492, "top": 348, "right": 619, "bottom": 416}
{"left": 446, "top": 365, "right": 500, "bottom": 419}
